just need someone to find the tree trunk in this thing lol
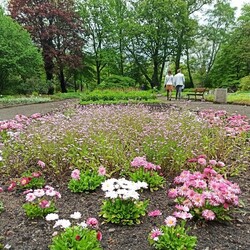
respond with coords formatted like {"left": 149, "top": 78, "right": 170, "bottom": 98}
{"left": 59, "top": 67, "right": 67, "bottom": 93}
{"left": 186, "top": 47, "right": 194, "bottom": 88}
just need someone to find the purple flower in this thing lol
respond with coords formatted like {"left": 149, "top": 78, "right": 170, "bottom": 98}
{"left": 148, "top": 210, "right": 162, "bottom": 217}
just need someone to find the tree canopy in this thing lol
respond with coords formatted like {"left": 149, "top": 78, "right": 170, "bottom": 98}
{"left": 0, "top": 7, "right": 44, "bottom": 94}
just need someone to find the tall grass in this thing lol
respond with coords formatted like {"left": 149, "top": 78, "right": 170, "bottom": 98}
{"left": 1, "top": 104, "right": 248, "bottom": 181}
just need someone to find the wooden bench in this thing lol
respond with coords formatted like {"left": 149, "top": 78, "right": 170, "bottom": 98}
{"left": 187, "top": 88, "right": 207, "bottom": 101}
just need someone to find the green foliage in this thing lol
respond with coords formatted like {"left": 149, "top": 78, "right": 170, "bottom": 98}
{"left": 22, "top": 201, "right": 57, "bottom": 219}
{"left": 0, "top": 200, "right": 4, "bottom": 214}
{"left": 100, "top": 198, "right": 148, "bottom": 225}
{"left": 129, "top": 168, "right": 165, "bottom": 191}
{"left": 80, "top": 89, "right": 157, "bottom": 103}
{"left": 68, "top": 170, "right": 105, "bottom": 193}
{"left": 19, "top": 171, "right": 45, "bottom": 190}
{"left": 49, "top": 226, "right": 102, "bottom": 250}
{"left": 239, "top": 75, "right": 250, "bottom": 91}
{"left": 149, "top": 222, "right": 197, "bottom": 250}
{"left": 98, "top": 75, "right": 136, "bottom": 89}
{"left": 0, "top": 11, "right": 44, "bottom": 94}
{"left": 0, "top": 96, "right": 51, "bottom": 107}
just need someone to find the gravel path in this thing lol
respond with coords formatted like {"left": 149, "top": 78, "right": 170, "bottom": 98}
{"left": 0, "top": 99, "right": 250, "bottom": 121}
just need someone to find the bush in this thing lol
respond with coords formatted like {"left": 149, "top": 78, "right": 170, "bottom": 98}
{"left": 239, "top": 75, "right": 250, "bottom": 91}
{"left": 98, "top": 75, "right": 136, "bottom": 89}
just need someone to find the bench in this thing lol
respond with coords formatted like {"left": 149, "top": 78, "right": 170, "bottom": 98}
{"left": 187, "top": 88, "right": 207, "bottom": 101}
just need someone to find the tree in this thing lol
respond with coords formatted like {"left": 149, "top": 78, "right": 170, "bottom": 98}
{"left": 0, "top": 7, "right": 44, "bottom": 94}
{"left": 9, "top": 0, "right": 85, "bottom": 93}
{"left": 208, "top": 3, "right": 250, "bottom": 90}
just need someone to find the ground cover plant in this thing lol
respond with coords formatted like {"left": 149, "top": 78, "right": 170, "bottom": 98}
{"left": 0, "top": 103, "right": 250, "bottom": 249}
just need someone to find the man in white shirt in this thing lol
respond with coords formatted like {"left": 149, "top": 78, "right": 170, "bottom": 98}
{"left": 173, "top": 69, "right": 185, "bottom": 100}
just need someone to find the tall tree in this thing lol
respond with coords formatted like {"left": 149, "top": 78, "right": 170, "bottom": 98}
{"left": 9, "top": 0, "right": 85, "bottom": 93}
{"left": 0, "top": 8, "right": 44, "bottom": 94}
{"left": 208, "top": 3, "right": 250, "bottom": 89}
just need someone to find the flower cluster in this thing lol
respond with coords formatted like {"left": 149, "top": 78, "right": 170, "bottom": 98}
{"left": 149, "top": 216, "right": 197, "bottom": 249}
{"left": 129, "top": 156, "right": 165, "bottom": 191}
{"left": 131, "top": 156, "right": 161, "bottom": 170}
{"left": 168, "top": 163, "right": 241, "bottom": 221}
{"left": 47, "top": 212, "right": 102, "bottom": 249}
{"left": 68, "top": 166, "right": 106, "bottom": 193}
{"left": 22, "top": 185, "right": 61, "bottom": 219}
{"left": 6, "top": 160, "right": 46, "bottom": 191}
{"left": 198, "top": 109, "right": 250, "bottom": 136}
{"left": 101, "top": 178, "right": 148, "bottom": 200}
{"left": 100, "top": 178, "right": 148, "bottom": 225}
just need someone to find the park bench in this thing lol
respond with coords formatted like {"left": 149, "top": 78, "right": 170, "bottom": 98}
{"left": 187, "top": 88, "right": 207, "bottom": 101}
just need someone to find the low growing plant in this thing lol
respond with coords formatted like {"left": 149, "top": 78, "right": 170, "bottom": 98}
{"left": 68, "top": 166, "right": 106, "bottom": 193}
{"left": 48, "top": 213, "right": 102, "bottom": 250}
{"left": 22, "top": 185, "right": 61, "bottom": 219}
{"left": 148, "top": 216, "right": 197, "bottom": 250}
{"left": 0, "top": 200, "right": 4, "bottom": 214}
{"left": 129, "top": 156, "right": 165, "bottom": 191}
{"left": 100, "top": 178, "right": 148, "bottom": 225}
{"left": 168, "top": 156, "right": 241, "bottom": 221}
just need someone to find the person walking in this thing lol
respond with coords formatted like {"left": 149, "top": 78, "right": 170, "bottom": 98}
{"left": 164, "top": 70, "right": 174, "bottom": 100}
{"left": 174, "top": 69, "right": 185, "bottom": 100}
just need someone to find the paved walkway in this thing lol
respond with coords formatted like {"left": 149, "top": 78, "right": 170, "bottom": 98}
{"left": 0, "top": 99, "right": 250, "bottom": 121}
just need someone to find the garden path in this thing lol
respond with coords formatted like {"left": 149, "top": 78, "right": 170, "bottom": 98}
{"left": 0, "top": 98, "right": 250, "bottom": 121}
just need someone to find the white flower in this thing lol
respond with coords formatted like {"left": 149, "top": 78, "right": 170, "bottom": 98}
{"left": 53, "top": 219, "right": 71, "bottom": 229}
{"left": 101, "top": 179, "right": 116, "bottom": 192}
{"left": 45, "top": 213, "right": 59, "bottom": 221}
{"left": 78, "top": 221, "right": 87, "bottom": 228}
{"left": 46, "top": 189, "right": 57, "bottom": 197}
{"left": 33, "top": 189, "right": 45, "bottom": 197}
{"left": 70, "top": 212, "right": 82, "bottom": 220}
{"left": 105, "top": 191, "right": 118, "bottom": 199}
{"left": 4, "top": 244, "right": 11, "bottom": 249}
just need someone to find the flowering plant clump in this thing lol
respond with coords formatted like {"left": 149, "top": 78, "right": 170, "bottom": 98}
{"left": 129, "top": 156, "right": 165, "bottom": 191}
{"left": 48, "top": 213, "right": 102, "bottom": 250}
{"left": 6, "top": 160, "right": 46, "bottom": 192}
{"left": 22, "top": 185, "right": 61, "bottom": 219}
{"left": 68, "top": 166, "right": 106, "bottom": 193}
{"left": 100, "top": 178, "right": 148, "bottom": 225}
{"left": 168, "top": 158, "right": 241, "bottom": 221}
{"left": 148, "top": 217, "right": 197, "bottom": 250}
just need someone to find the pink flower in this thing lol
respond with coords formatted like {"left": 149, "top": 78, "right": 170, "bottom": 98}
{"left": 202, "top": 209, "right": 215, "bottom": 220}
{"left": 86, "top": 217, "right": 98, "bottom": 228}
{"left": 164, "top": 216, "right": 177, "bottom": 227}
{"left": 130, "top": 156, "right": 147, "bottom": 168}
{"left": 209, "top": 160, "right": 217, "bottom": 165}
{"left": 217, "top": 161, "right": 225, "bottom": 167}
{"left": 150, "top": 228, "right": 163, "bottom": 241}
{"left": 97, "top": 231, "right": 102, "bottom": 241}
{"left": 173, "top": 211, "right": 193, "bottom": 220}
{"left": 98, "top": 166, "right": 106, "bottom": 176}
{"left": 187, "top": 158, "right": 197, "bottom": 163}
{"left": 39, "top": 200, "right": 51, "bottom": 208}
{"left": 34, "top": 189, "right": 45, "bottom": 197}
{"left": 197, "top": 158, "right": 207, "bottom": 166}
{"left": 26, "top": 192, "right": 36, "bottom": 202}
{"left": 197, "top": 154, "right": 207, "bottom": 159}
{"left": 32, "top": 172, "right": 42, "bottom": 177}
{"left": 148, "top": 210, "right": 162, "bottom": 217}
{"left": 168, "top": 188, "right": 178, "bottom": 198}
{"left": 7, "top": 181, "right": 17, "bottom": 191}
{"left": 20, "top": 177, "right": 31, "bottom": 186}
{"left": 0, "top": 187, "right": 3, "bottom": 192}
{"left": 37, "top": 160, "right": 45, "bottom": 168}
{"left": 71, "top": 169, "right": 80, "bottom": 180}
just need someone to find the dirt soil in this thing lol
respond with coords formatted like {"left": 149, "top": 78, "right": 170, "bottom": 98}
{"left": 0, "top": 100, "right": 250, "bottom": 250}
